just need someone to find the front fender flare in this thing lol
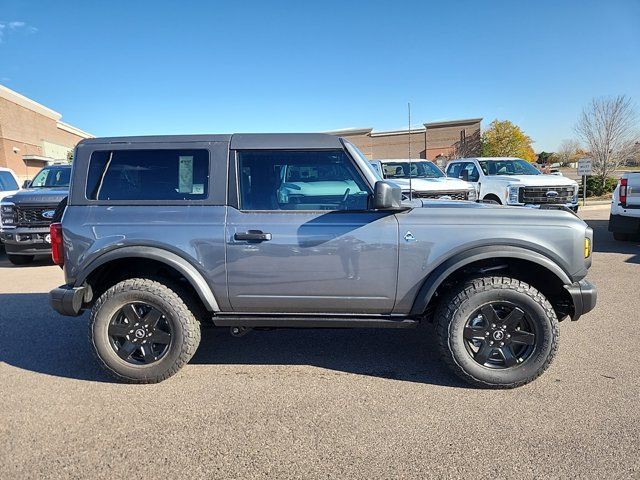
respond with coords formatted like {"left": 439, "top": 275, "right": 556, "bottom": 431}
{"left": 75, "top": 246, "right": 219, "bottom": 312}
{"left": 409, "top": 245, "right": 572, "bottom": 316}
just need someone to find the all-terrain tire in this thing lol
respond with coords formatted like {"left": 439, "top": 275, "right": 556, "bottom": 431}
{"left": 90, "top": 278, "right": 201, "bottom": 383}
{"left": 435, "top": 276, "right": 559, "bottom": 389}
{"left": 8, "top": 254, "right": 34, "bottom": 265}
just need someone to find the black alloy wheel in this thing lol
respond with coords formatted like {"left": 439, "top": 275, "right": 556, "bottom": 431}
{"left": 463, "top": 302, "right": 537, "bottom": 368}
{"left": 108, "top": 302, "right": 172, "bottom": 365}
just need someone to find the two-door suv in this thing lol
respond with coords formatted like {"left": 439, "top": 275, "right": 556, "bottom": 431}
{"left": 50, "top": 134, "right": 596, "bottom": 388}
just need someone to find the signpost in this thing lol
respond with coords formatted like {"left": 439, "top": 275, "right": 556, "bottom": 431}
{"left": 577, "top": 158, "right": 592, "bottom": 206}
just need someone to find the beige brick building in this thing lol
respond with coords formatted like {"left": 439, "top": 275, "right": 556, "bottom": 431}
{"left": 0, "top": 84, "right": 93, "bottom": 181}
{"left": 330, "top": 118, "right": 482, "bottom": 167}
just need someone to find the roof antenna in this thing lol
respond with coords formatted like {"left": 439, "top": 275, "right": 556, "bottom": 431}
{"left": 408, "top": 102, "right": 412, "bottom": 201}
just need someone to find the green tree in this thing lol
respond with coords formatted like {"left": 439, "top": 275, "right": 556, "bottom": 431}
{"left": 481, "top": 120, "right": 536, "bottom": 162}
{"left": 66, "top": 149, "right": 74, "bottom": 163}
{"left": 537, "top": 151, "right": 554, "bottom": 165}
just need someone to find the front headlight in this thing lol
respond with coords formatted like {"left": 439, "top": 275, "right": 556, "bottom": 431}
{"left": 1, "top": 202, "right": 16, "bottom": 228}
{"left": 467, "top": 188, "right": 477, "bottom": 202}
{"left": 507, "top": 185, "right": 521, "bottom": 204}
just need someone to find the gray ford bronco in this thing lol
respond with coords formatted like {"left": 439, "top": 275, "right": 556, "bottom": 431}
{"left": 49, "top": 134, "right": 597, "bottom": 388}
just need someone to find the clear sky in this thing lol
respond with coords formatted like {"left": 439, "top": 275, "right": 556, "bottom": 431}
{"left": 1, "top": 0, "right": 638, "bottom": 151}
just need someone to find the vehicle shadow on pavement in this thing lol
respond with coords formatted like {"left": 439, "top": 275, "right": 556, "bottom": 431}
{"left": 0, "top": 293, "right": 464, "bottom": 387}
{"left": 191, "top": 324, "right": 466, "bottom": 388}
{"left": 585, "top": 219, "right": 640, "bottom": 264}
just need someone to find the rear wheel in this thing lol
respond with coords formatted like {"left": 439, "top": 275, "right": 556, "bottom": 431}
{"left": 8, "top": 254, "right": 34, "bottom": 265}
{"left": 435, "top": 276, "right": 559, "bottom": 388}
{"left": 613, "top": 231, "right": 630, "bottom": 241}
{"left": 90, "top": 278, "right": 201, "bottom": 383}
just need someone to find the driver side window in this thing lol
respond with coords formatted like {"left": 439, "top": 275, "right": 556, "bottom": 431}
{"left": 237, "top": 150, "right": 371, "bottom": 211}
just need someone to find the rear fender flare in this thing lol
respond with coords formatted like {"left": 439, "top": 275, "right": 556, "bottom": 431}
{"left": 75, "top": 246, "right": 219, "bottom": 311}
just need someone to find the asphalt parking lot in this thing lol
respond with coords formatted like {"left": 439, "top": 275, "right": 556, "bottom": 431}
{"left": 0, "top": 206, "right": 638, "bottom": 479}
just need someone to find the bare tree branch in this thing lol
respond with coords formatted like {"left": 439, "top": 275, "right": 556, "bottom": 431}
{"left": 575, "top": 95, "right": 639, "bottom": 185}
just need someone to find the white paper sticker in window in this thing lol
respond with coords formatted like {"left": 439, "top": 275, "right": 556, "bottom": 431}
{"left": 178, "top": 156, "right": 194, "bottom": 193}
{"left": 192, "top": 184, "right": 204, "bottom": 195}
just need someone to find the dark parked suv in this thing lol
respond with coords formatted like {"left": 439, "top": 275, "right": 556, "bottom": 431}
{"left": 50, "top": 134, "right": 597, "bottom": 387}
{"left": 1, "top": 164, "right": 70, "bottom": 265}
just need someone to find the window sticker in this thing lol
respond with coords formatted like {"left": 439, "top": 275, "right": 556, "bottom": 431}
{"left": 192, "top": 184, "right": 204, "bottom": 194}
{"left": 178, "top": 156, "right": 194, "bottom": 193}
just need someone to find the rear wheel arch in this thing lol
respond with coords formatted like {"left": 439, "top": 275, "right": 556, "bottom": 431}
{"left": 410, "top": 246, "right": 574, "bottom": 319}
{"left": 77, "top": 246, "right": 219, "bottom": 313}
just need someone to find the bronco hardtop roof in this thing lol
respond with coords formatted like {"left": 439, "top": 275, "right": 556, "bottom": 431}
{"left": 78, "top": 133, "right": 343, "bottom": 150}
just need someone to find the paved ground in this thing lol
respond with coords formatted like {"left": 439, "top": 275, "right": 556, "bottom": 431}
{"left": 0, "top": 206, "right": 638, "bottom": 479}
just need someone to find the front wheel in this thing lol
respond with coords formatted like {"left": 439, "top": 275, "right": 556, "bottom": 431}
{"left": 90, "top": 278, "right": 201, "bottom": 383}
{"left": 435, "top": 277, "right": 559, "bottom": 388}
{"left": 8, "top": 254, "right": 34, "bottom": 265}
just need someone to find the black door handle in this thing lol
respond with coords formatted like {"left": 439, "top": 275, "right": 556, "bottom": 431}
{"left": 234, "top": 230, "right": 272, "bottom": 242}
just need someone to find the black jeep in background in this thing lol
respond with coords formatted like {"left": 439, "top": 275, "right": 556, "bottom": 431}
{"left": 0, "top": 164, "right": 70, "bottom": 265}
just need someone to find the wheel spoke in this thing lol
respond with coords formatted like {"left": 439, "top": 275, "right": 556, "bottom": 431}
{"left": 141, "top": 345, "right": 156, "bottom": 363}
{"left": 480, "top": 305, "right": 499, "bottom": 325}
{"left": 143, "top": 308, "right": 163, "bottom": 329}
{"left": 122, "top": 304, "right": 141, "bottom": 324}
{"left": 108, "top": 323, "right": 131, "bottom": 338}
{"left": 150, "top": 329, "right": 171, "bottom": 345}
{"left": 464, "top": 326, "right": 487, "bottom": 341}
{"left": 117, "top": 340, "right": 138, "bottom": 360}
{"left": 510, "top": 330, "right": 535, "bottom": 345}
{"left": 499, "top": 345, "right": 518, "bottom": 367}
{"left": 474, "top": 343, "right": 494, "bottom": 365}
{"left": 503, "top": 307, "right": 525, "bottom": 328}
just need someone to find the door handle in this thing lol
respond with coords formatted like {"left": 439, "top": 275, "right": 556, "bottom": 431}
{"left": 234, "top": 230, "right": 272, "bottom": 242}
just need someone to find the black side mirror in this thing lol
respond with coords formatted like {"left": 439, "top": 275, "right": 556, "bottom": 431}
{"left": 22, "top": 180, "right": 31, "bottom": 189}
{"left": 460, "top": 170, "right": 469, "bottom": 182}
{"left": 373, "top": 181, "right": 404, "bottom": 210}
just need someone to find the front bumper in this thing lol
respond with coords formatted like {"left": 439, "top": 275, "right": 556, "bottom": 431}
{"left": 564, "top": 279, "right": 597, "bottom": 321}
{"left": 0, "top": 227, "right": 52, "bottom": 255}
{"left": 50, "top": 284, "right": 91, "bottom": 317}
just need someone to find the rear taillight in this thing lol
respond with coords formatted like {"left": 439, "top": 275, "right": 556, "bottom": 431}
{"left": 50, "top": 222, "right": 64, "bottom": 265}
{"left": 619, "top": 178, "right": 628, "bottom": 206}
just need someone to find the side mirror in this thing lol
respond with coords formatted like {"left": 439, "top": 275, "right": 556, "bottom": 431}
{"left": 22, "top": 180, "right": 31, "bottom": 189}
{"left": 460, "top": 170, "right": 469, "bottom": 182}
{"left": 373, "top": 181, "right": 403, "bottom": 210}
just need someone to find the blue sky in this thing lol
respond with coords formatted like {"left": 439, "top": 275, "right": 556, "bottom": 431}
{"left": 1, "top": 0, "right": 638, "bottom": 151}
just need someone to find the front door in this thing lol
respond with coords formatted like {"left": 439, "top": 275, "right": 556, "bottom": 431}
{"left": 225, "top": 148, "right": 399, "bottom": 314}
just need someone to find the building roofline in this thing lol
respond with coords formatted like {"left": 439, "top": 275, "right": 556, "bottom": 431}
{"left": 0, "top": 83, "right": 62, "bottom": 120}
{"left": 324, "top": 127, "right": 373, "bottom": 136}
{"left": 424, "top": 118, "right": 483, "bottom": 128}
{"left": 57, "top": 121, "right": 94, "bottom": 139}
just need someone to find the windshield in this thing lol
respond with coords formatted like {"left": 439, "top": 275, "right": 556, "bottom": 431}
{"left": 0, "top": 171, "right": 19, "bottom": 191}
{"left": 478, "top": 159, "right": 540, "bottom": 176}
{"left": 30, "top": 166, "right": 71, "bottom": 188}
{"left": 381, "top": 161, "right": 444, "bottom": 179}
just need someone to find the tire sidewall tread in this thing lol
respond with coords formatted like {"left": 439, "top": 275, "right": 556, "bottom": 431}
{"left": 89, "top": 278, "right": 201, "bottom": 383}
{"left": 435, "top": 276, "right": 559, "bottom": 389}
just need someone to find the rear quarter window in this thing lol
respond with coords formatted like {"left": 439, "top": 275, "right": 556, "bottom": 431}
{"left": 0, "top": 171, "right": 18, "bottom": 191}
{"left": 86, "top": 149, "right": 209, "bottom": 201}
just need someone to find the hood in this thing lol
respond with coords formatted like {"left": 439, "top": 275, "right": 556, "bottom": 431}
{"left": 488, "top": 174, "right": 578, "bottom": 187}
{"left": 3, "top": 187, "right": 68, "bottom": 205}
{"left": 0, "top": 189, "right": 20, "bottom": 202}
{"left": 391, "top": 177, "right": 473, "bottom": 192}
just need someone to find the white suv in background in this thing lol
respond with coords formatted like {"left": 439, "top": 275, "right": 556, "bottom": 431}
{"left": 609, "top": 172, "right": 640, "bottom": 241}
{"left": 369, "top": 159, "right": 476, "bottom": 201}
{"left": 446, "top": 157, "right": 579, "bottom": 211}
{"left": 0, "top": 167, "right": 20, "bottom": 204}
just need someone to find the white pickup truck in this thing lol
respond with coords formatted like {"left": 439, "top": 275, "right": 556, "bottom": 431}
{"left": 446, "top": 157, "right": 579, "bottom": 211}
{"left": 609, "top": 172, "right": 640, "bottom": 241}
{"left": 0, "top": 167, "right": 20, "bottom": 204}
{"left": 369, "top": 159, "right": 476, "bottom": 201}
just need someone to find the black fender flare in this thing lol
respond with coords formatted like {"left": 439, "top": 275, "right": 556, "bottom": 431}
{"left": 75, "top": 246, "right": 219, "bottom": 311}
{"left": 409, "top": 245, "right": 572, "bottom": 315}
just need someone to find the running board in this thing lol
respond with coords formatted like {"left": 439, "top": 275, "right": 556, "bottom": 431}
{"left": 212, "top": 314, "right": 418, "bottom": 329}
